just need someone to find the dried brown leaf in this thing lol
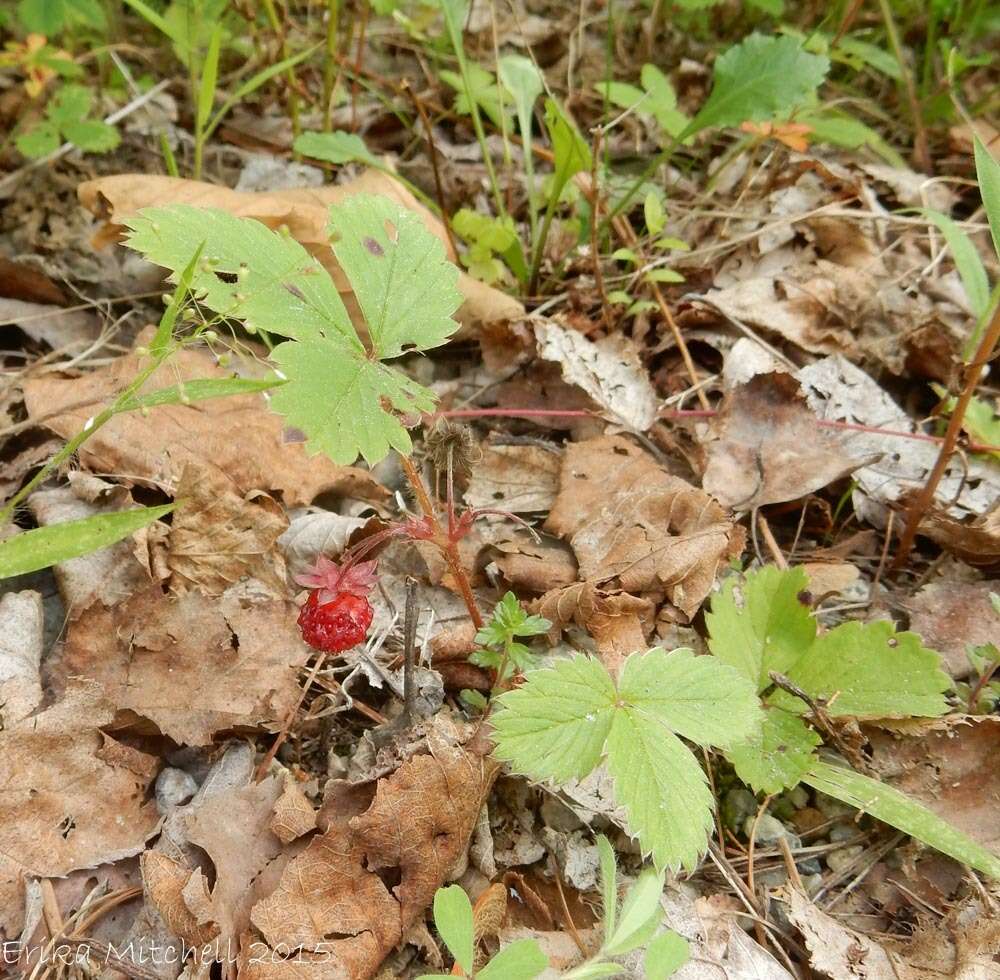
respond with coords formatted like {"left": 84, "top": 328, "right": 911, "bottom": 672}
{"left": 702, "top": 372, "right": 872, "bottom": 510}
{"left": 465, "top": 443, "right": 560, "bottom": 514}
{"left": 0, "top": 590, "right": 44, "bottom": 725}
{"left": 168, "top": 463, "right": 289, "bottom": 597}
{"left": 0, "top": 681, "right": 161, "bottom": 939}
{"left": 545, "top": 435, "right": 744, "bottom": 618}
{"left": 23, "top": 336, "right": 385, "bottom": 509}
{"left": 61, "top": 587, "right": 311, "bottom": 745}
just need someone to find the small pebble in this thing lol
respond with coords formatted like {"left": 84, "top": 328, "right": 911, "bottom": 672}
{"left": 829, "top": 822, "right": 860, "bottom": 843}
{"left": 744, "top": 813, "right": 801, "bottom": 850}
{"left": 155, "top": 767, "right": 198, "bottom": 811}
{"left": 801, "top": 873, "right": 824, "bottom": 897}
{"left": 816, "top": 793, "right": 855, "bottom": 820}
{"left": 722, "top": 788, "right": 757, "bottom": 830}
{"left": 826, "top": 844, "right": 864, "bottom": 874}
{"left": 796, "top": 857, "right": 822, "bottom": 875}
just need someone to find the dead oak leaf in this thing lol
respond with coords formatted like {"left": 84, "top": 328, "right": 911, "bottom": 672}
{"left": 249, "top": 730, "right": 497, "bottom": 979}
{"left": 702, "top": 371, "right": 873, "bottom": 511}
{"left": 465, "top": 443, "right": 560, "bottom": 514}
{"left": 168, "top": 463, "right": 289, "bottom": 597}
{"left": 545, "top": 435, "right": 744, "bottom": 619}
{"left": 61, "top": 587, "right": 312, "bottom": 745}
{"left": 0, "top": 681, "right": 161, "bottom": 940}
{"left": 23, "top": 335, "right": 385, "bottom": 508}
{"left": 534, "top": 582, "right": 653, "bottom": 672}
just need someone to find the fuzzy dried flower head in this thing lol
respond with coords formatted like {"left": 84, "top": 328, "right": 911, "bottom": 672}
{"left": 424, "top": 419, "right": 480, "bottom": 478}
{"left": 294, "top": 555, "right": 378, "bottom": 604}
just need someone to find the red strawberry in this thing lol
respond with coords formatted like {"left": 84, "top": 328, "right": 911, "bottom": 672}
{"left": 297, "top": 590, "right": 374, "bottom": 652}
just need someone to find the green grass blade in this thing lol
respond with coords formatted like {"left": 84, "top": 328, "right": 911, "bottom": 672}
{"left": 119, "top": 376, "right": 284, "bottom": 412}
{"left": 0, "top": 504, "right": 175, "bottom": 579}
{"left": 197, "top": 26, "right": 223, "bottom": 132}
{"left": 804, "top": 760, "right": 1000, "bottom": 880}
{"left": 974, "top": 136, "right": 1000, "bottom": 263}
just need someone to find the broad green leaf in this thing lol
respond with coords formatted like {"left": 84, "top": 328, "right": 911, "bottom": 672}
{"left": 328, "top": 194, "right": 462, "bottom": 359}
{"left": 120, "top": 376, "right": 283, "bottom": 412}
{"left": 122, "top": 0, "right": 184, "bottom": 45}
{"left": 782, "top": 620, "right": 950, "bottom": 720}
{"left": 834, "top": 36, "right": 900, "bottom": 80}
{"left": 491, "top": 656, "right": 616, "bottom": 782}
{"left": 644, "top": 193, "right": 666, "bottom": 235}
{"left": 644, "top": 931, "right": 690, "bottom": 980}
{"left": 499, "top": 53, "right": 543, "bottom": 243}
{"left": 48, "top": 84, "right": 91, "bottom": 125}
{"left": 617, "top": 647, "right": 762, "bottom": 749}
{"left": 433, "top": 885, "right": 474, "bottom": 975}
{"left": 0, "top": 504, "right": 174, "bottom": 579}
{"left": 688, "top": 34, "right": 829, "bottom": 136}
{"left": 477, "top": 940, "right": 549, "bottom": 980}
{"left": 125, "top": 205, "right": 357, "bottom": 347}
{"left": 725, "top": 705, "right": 820, "bottom": 794}
{"left": 597, "top": 835, "right": 617, "bottom": 938}
{"left": 798, "top": 109, "right": 905, "bottom": 167}
{"left": 603, "top": 866, "right": 665, "bottom": 955}
{"left": 18, "top": 0, "right": 66, "bottom": 33}
{"left": 920, "top": 209, "right": 990, "bottom": 319}
{"left": 640, "top": 64, "right": 690, "bottom": 138}
{"left": 804, "top": 760, "right": 1000, "bottom": 880}
{"left": 974, "top": 136, "right": 1000, "bottom": 262}
{"left": 441, "top": 63, "right": 509, "bottom": 128}
{"left": 645, "top": 269, "right": 684, "bottom": 284}
{"left": 606, "top": 710, "right": 714, "bottom": 871}
{"left": 706, "top": 565, "right": 816, "bottom": 692}
{"left": 295, "top": 130, "right": 379, "bottom": 167}
{"left": 598, "top": 80, "right": 645, "bottom": 111}
{"left": 62, "top": 119, "right": 120, "bottom": 153}
{"left": 16, "top": 123, "right": 60, "bottom": 159}
{"left": 269, "top": 337, "right": 435, "bottom": 464}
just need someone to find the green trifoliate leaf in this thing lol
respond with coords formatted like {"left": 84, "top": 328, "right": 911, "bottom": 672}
{"left": 433, "top": 885, "right": 474, "bottom": 975}
{"left": 640, "top": 64, "right": 690, "bottom": 138}
{"left": 328, "top": 194, "right": 461, "bottom": 359}
{"left": 804, "top": 760, "right": 1000, "bottom": 880}
{"left": 617, "top": 647, "right": 762, "bottom": 749}
{"left": 477, "top": 940, "right": 549, "bottom": 980}
{"left": 16, "top": 123, "right": 61, "bottom": 159}
{"left": 62, "top": 118, "right": 120, "bottom": 152}
{"left": 606, "top": 710, "right": 714, "bottom": 871}
{"left": 491, "top": 656, "right": 616, "bottom": 782}
{"left": 725, "top": 705, "right": 820, "bottom": 795}
{"left": 48, "top": 83, "right": 92, "bottom": 124}
{"left": 781, "top": 620, "right": 950, "bottom": 720}
{"left": 125, "top": 205, "right": 357, "bottom": 346}
{"left": 688, "top": 34, "right": 829, "bottom": 135}
{"left": 706, "top": 565, "right": 816, "bottom": 692}
{"left": 268, "top": 336, "right": 435, "bottom": 464}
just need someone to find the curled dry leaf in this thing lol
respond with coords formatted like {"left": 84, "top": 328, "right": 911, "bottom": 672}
{"left": 247, "top": 727, "right": 497, "bottom": 979}
{"left": 903, "top": 580, "right": 1000, "bottom": 679}
{"left": 29, "top": 475, "right": 151, "bottom": 615}
{"left": 797, "top": 355, "right": 1000, "bottom": 527}
{"left": 77, "top": 170, "right": 523, "bottom": 333}
{"left": 915, "top": 504, "right": 1000, "bottom": 571}
{"left": 484, "top": 531, "right": 579, "bottom": 594}
{"left": 702, "top": 372, "right": 873, "bottom": 510}
{"left": 867, "top": 716, "right": 1000, "bottom": 856}
{"left": 168, "top": 462, "right": 289, "bottom": 597}
{"left": 0, "top": 590, "right": 44, "bottom": 725}
{"left": 545, "top": 435, "right": 745, "bottom": 619}
{"left": 61, "top": 587, "right": 312, "bottom": 745}
{"left": 782, "top": 886, "right": 1000, "bottom": 980}
{"left": 464, "top": 442, "right": 561, "bottom": 514}
{"left": 533, "top": 318, "right": 659, "bottom": 431}
{"left": 23, "top": 333, "right": 385, "bottom": 509}
{"left": 270, "top": 772, "right": 317, "bottom": 844}
{"left": 0, "top": 681, "right": 161, "bottom": 940}
{"left": 534, "top": 581, "right": 654, "bottom": 671}
{"left": 278, "top": 511, "right": 371, "bottom": 580}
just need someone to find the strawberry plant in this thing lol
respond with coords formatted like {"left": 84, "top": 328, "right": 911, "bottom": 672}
{"left": 125, "top": 193, "right": 463, "bottom": 466}
{"left": 707, "top": 564, "right": 1000, "bottom": 879}
{"left": 490, "top": 647, "right": 762, "bottom": 870}
{"left": 470, "top": 591, "right": 551, "bottom": 687}
{"left": 15, "top": 82, "right": 119, "bottom": 158}
{"left": 295, "top": 556, "right": 378, "bottom": 652}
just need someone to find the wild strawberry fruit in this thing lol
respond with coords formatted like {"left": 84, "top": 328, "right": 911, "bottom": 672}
{"left": 297, "top": 590, "right": 373, "bottom": 652}
{"left": 295, "top": 555, "right": 378, "bottom": 652}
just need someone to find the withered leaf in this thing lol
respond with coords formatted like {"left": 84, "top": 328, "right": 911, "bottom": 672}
{"left": 61, "top": 587, "right": 312, "bottom": 745}
{"left": 545, "top": 435, "right": 744, "bottom": 618}
{"left": 702, "top": 372, "right": 872, "bottom": 510}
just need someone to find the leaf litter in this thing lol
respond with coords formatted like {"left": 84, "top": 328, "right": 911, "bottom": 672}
{"left": 0, "top": 9, "right": 999, "bottom": 980}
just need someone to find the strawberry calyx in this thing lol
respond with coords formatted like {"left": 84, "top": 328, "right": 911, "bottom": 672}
{"left": 294, "top": 556, "right": 378, "bottom": 605}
